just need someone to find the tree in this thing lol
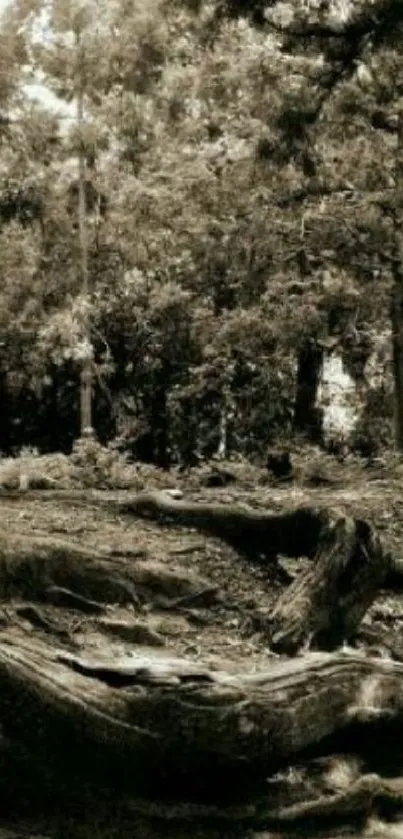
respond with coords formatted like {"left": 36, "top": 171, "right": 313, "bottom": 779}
{"left": 260, "top": 0, "right": 403, "bottom": 448}
{"left": 390, "top": 113, "right": 403, "bottom": 448}
{"left": 11, "top": 0, "right": 122, "bottom": 442}
{"left": 3, "top": 0, "right": 403, "bottom": 459}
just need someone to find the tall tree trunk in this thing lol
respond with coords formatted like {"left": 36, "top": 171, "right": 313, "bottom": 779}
{"left": 76, "top": 28, "right": 93, "bottom": 440}
{"left": 391, "top": 112, "right": 403, "bottom": 450}
{"left": 293, "top": 341, "right": 324, "bottom": 441}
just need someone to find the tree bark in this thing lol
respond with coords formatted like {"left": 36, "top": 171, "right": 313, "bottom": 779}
{"left": 269, "top": 515, "right": 387, "bottom": 653}
{"left": 1, "top": 630, "right": 403, "bottom": 798}
{"left": 391, "top": 112, "right": 403, "bottom": 450}
{"left": 293, "top": 341, "right": 324, "bottom": 442}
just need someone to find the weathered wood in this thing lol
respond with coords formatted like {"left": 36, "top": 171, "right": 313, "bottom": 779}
{"left": 107, "top": 492, "right": 329, "bottom": 562}
{"left": 0, "top": 488, "right": 327, "bottom": 560}
{"left": 1, "top": 631, "right": 403, "bottom": 796}
{"left": 269, "top": 515, "right": 388, "bottom": 653}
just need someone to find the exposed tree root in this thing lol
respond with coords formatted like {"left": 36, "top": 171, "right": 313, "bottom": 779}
{"left": 0, "top": 488, "right": 327, "bottom": 559}
{"left": 0, "top": 629, "right": 395, "bottom": 736}
{"left": 269, "top": 514, "right": 387, "bottom": 653}
{"left": 0, "top": 630, "right": 403, "bottom": 806}
{"left": 0, "top": 530, "right": 219, "bottom": 612}
{"left": 0, "top": 490, "right": 390, "bottom": 652}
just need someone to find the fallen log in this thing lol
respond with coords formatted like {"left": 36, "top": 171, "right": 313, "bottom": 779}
{"left": 0, "top": 491, "right": 399, "bottom": 832}
{"left": 0, "top": 630, "right": 403, "bottom": 800}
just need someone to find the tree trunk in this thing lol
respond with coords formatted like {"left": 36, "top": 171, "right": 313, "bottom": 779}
{"left": 116, "top": 492, "right": 389, "bottom": 651}
{"left": 391, "top": 112, "right": 403, "bottom": 450}
{"left": 76, "top": 28, "right": 94, "bottom": 440}
{"left": 293, "top": 341, "right": 324, "bottom": 441}
{"left": 150, "top": 386, "right": 170, "bottom": 468}
{"left": 176, "top": 391, "right": 200, "bottom": 467}
{"left": 269, "top": 514, "right": 387, "bottom": 653}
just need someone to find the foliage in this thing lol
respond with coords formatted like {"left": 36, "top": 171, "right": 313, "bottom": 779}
{"left": 69, "top": 437, "right": 139, "bottom": 488}
{"left": 350, "top": 385, "right": 394, "bottom": 457}
{"left": 0, "top": 0, "right": 401, "bottom": 461}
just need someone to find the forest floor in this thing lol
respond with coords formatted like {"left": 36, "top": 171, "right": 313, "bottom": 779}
{"left": 0, "top": 451, "right": 403, "bottom": 839}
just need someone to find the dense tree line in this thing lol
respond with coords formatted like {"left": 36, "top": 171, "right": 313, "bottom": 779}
{"left": 0, "top": 0, "right": 401, "bottom": 464}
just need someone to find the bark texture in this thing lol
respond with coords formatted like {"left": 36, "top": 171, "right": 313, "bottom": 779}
{"left": 269, "top": 514, "right": 387, "bottom": 653}
{"left": 1, "top": 628, "right": 403, "bottom": 789}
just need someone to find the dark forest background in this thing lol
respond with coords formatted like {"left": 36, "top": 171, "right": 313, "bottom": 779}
{"left": 0, "top": 0, "right": 402, "bottom": 468}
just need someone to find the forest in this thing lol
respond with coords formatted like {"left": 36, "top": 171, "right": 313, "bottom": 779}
{"left": 0, "top": 0, "right": 401, "bottom": 465}
{"left": 1, "top": 2, "right": 403, "bottom": 839}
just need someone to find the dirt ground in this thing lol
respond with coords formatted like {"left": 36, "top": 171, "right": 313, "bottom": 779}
{"left": 1, "top": 462, "right": 403, "bottom": 839}
{"left": 1, "top": 468, "right": 401, "bottom": 658}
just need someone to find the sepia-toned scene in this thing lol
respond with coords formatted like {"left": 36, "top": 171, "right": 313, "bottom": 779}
{"left": 1, "top": 1, "right": 403, "bottom": 837}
